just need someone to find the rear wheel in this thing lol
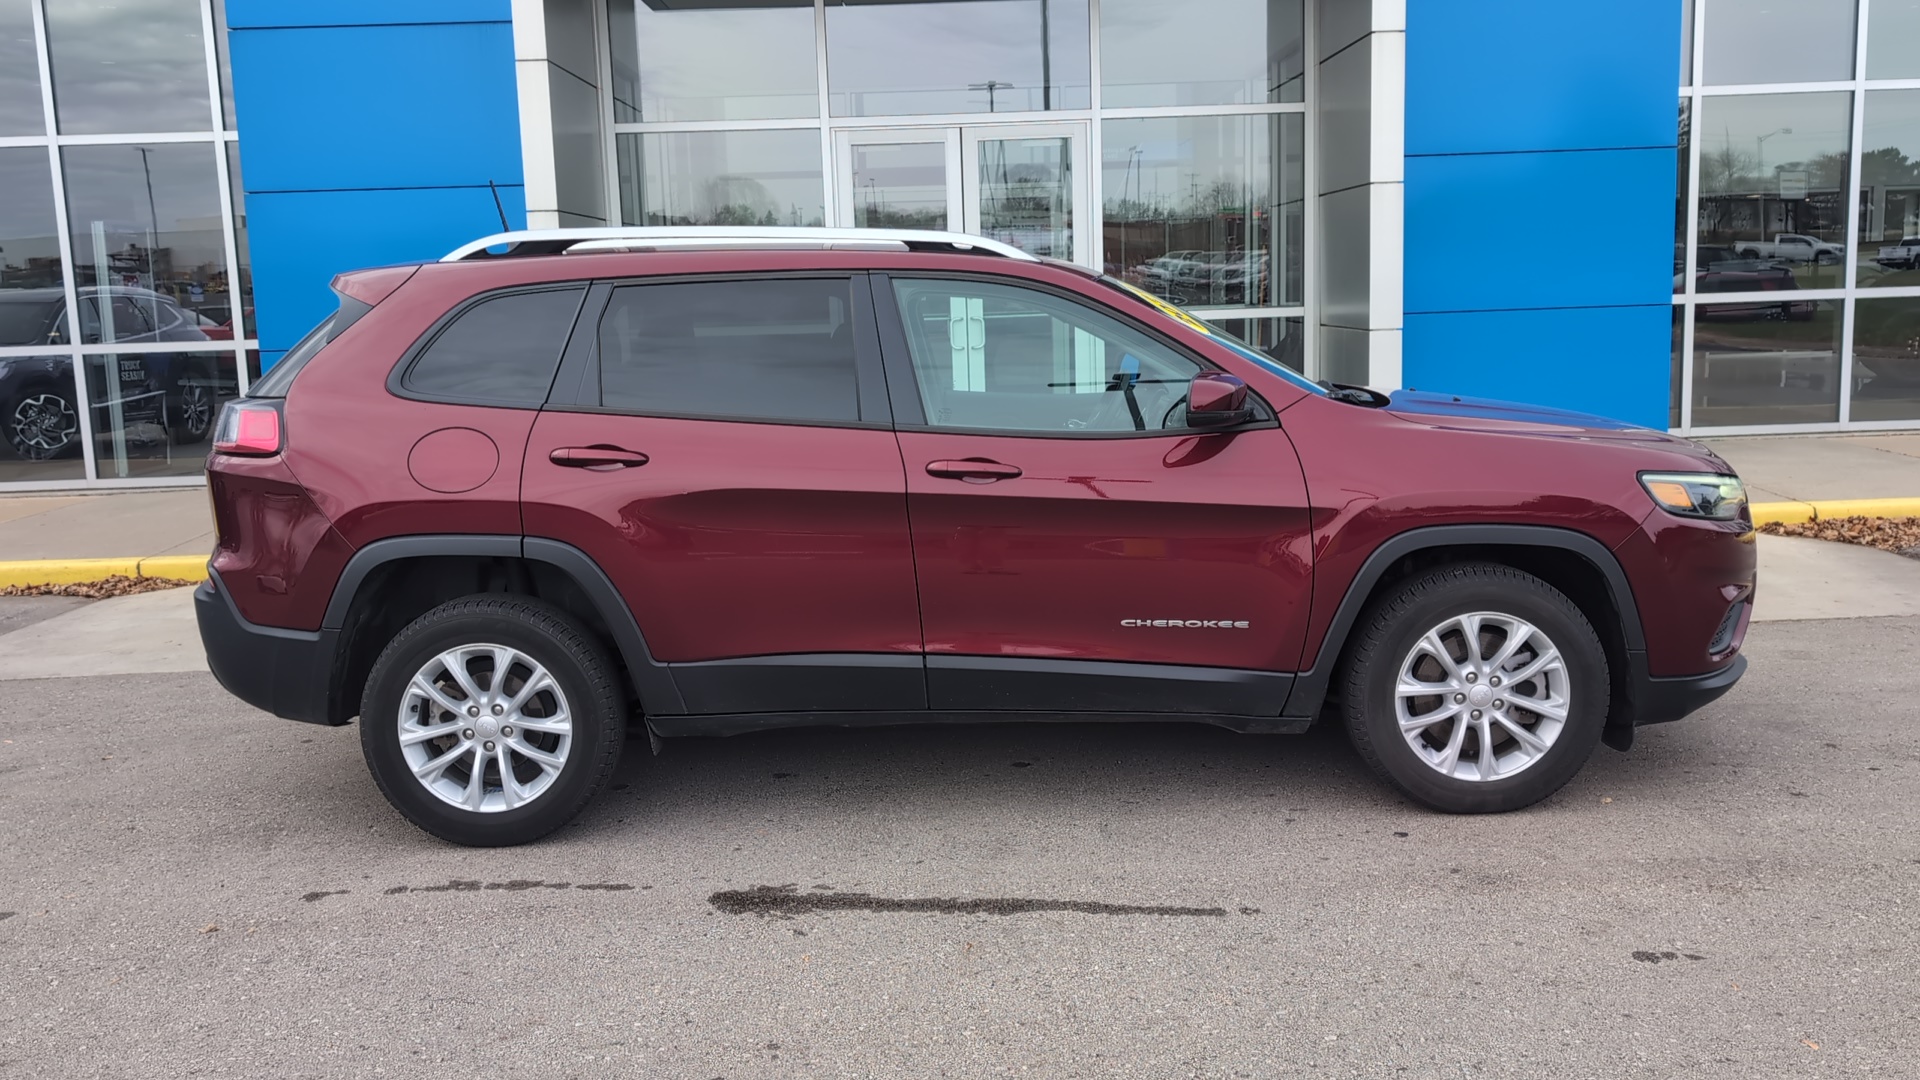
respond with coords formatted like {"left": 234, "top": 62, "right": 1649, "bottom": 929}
{"left": 1340, "top": 563, "right": 1608, "bottom": 813}
{"left": 360, "top": 595, "right": 625, "bottom": 846}
{"left": 167, "top": 379, "right": 214, "bottom": 444}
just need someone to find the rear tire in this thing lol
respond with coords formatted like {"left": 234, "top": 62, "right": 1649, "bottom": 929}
{"left": 1340, "top": 563, "right": 1608, "bottom": 814}
{"left": 360, "top": 595, "right": 626, "bottom": 846}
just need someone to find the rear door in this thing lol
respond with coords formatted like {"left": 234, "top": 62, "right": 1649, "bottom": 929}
{"left": 522, "top": 272, "right": 924, "bottom": 715}
{"left": 874, "top": 272, "right": 1314, "bottom": 716}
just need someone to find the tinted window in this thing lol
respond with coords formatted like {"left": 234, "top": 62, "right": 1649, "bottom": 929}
{"left": 596, "top": 278, "right": 861, "bottom": 423}
{"left": 405, "top": 288, "right": 585, "bottom": 405}
{"left": 890, "top": 278, "right": 1206, "bottom": 434}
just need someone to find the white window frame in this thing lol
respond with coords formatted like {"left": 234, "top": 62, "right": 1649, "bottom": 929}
{"left": 1, "top": 0, "right": 255, "bottom": 491}
{"left": 1675, "top": 0, "right": 1920, "bottom": 435}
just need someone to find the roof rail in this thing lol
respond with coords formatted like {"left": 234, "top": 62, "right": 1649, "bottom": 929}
{"left": 440, "top": 226, "right": 1040, "bottom": 263}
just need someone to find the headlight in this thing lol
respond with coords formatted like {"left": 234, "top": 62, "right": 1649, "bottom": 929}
{"left": 1639, "top": 471, "right": 1748, "bottom": 520}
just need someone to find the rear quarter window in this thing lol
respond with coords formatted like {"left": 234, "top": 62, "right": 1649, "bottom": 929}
{"left": 400, "top": 286, "right": 587, "bottom": 406}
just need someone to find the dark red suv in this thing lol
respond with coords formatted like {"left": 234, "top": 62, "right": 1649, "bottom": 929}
{"left": 195, "top": 228, "right": 1755, "bottom": 846}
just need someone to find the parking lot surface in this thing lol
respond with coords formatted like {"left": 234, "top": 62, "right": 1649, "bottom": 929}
{"left": 3, "top": 614, "right": 1917, "bottom": 1078}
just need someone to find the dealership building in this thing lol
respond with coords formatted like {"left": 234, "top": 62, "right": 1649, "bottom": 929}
{"left": 2, "top": 0, "right": 1918, "bottom": 491}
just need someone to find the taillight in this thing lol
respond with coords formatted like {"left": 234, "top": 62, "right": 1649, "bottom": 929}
{"left": 213, "top": 401, "right": 283, "bottom": 456}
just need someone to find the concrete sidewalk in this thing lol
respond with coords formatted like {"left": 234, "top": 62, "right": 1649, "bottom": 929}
{"left": 1698, "top": 432, "right": 1920, "bottom": 505}
{"left": 0, "top": 432, "right": 1914, "bottom": 570}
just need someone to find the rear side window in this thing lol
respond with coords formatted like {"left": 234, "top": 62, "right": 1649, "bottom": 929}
{"left": 248, "top": 292, "right": 374, "bottom": 399}
{"left": 595, "top": 278, "right": 860, "bottom": 424}
{"left": 403, "top": 287, "right": 585, "bottom": 406}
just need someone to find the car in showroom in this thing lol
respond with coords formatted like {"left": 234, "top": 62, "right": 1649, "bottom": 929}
{"left": 0, "top": 285, "right": 225, "bottom": 460}
{"left": 195, "top": 227, "right": 1755, "bottom": 846}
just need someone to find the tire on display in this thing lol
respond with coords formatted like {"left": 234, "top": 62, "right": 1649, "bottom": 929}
{"left": 360, "top": 595, "right": 625, "bottom": 846}
{"left": 1340, "top": 563, "right": 1608, "bottom": 814}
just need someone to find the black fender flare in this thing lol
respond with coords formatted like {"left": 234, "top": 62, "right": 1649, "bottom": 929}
{"left": 1279, "top": 524, "right": 1646, "bottom": 721}
{"left": 321, "top": 534, "right": 687, "bottom": 716}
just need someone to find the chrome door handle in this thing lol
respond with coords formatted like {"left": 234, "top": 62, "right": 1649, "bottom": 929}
{"left": 926, "top": 459, "right": 1022, "bottom": 482}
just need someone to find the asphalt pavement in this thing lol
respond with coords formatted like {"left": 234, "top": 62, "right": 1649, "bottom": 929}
{"left": 2, "top": 613, "right": 1917, "bottom": 1078}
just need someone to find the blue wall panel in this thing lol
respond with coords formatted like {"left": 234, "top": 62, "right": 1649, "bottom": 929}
{"left": 1404, "top": 148, "right": 1676, "bottom": 314}
{"left": 249, "top": 185, "right": 525, "bottom": 352}
{"left": 228, "top": 8, "right": 522, "bottom": 356}
{"left": 1406, "top": 0, "right": 1682, "bottom": 156}
{"left": 1403, "top": 0, "right": 1684, "bottom": 427}
{"left": 226, "top": 1, "right": 510, "bottom": 29}
{"left": 230, "top": 23, "right": 521, "bottom": 192}
{"left": 1404, "top": 306, "right": 1673, "bottom": 431}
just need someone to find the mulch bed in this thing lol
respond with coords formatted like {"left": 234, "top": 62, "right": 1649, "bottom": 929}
{"left": 0, "top": 575, "right": 196, "bottom": 599}
{"left": 1758, "top": 516, "right": 1920, "bottom": 559}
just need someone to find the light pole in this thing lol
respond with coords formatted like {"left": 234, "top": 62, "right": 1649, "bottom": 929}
{"left": 1755, "top": 127, "right": 1792, "bottom": 233}
{"left": 1755, "top": 127, "right": 1791, "bottom": 184}
{"left": 969, "top": 80, "right": 1014, "bottom": 113}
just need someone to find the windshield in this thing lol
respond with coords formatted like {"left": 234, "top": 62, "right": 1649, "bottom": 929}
{"left": 1099, "top": 277, "right": 1326, "bottom": 397}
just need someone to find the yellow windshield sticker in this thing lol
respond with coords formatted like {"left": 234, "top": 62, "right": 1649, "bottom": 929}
{"left": 1111, "top": 280, "right": 1215, "bottom": 337}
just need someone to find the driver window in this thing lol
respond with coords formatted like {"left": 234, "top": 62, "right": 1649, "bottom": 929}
{"left": 890, "top": 278, "right": 1204, "bottom": 434}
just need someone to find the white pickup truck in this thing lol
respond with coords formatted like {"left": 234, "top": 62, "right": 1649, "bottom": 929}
{"left": 1733, "top": 233, "right": 1844, "bottom": 264}
{"left": 1876, "top": 237, "right": 1920, "bottom": 270}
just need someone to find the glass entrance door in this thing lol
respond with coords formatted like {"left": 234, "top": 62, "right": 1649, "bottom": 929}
{"left": 833, "top": 122, "right": 1090, "bottom": 266}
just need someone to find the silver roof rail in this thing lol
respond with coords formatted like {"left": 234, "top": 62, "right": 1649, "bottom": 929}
{"left": 440, "top": 226, "right": 1040, "bottom": 263}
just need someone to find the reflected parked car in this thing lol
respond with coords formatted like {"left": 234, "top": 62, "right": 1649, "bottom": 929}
{"left": 0, "top": 286, "right": 221, "bottom": 460}
{"left": 1684, "top": 246, "right": 1813, "bottom": 321}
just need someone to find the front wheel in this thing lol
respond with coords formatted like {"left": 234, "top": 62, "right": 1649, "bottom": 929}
{"left": 1340, "top": 563, "right": 1608, "bottom": 813}
{"left": 5, "top": 388, "right": 80, "bottom": 461}
{"left": 359, "top": 595, "right": 626, "bottom": 846}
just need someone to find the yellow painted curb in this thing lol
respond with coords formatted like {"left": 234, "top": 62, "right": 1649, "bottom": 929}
{"left": 0, "top": 555, "right": 207, "bottom": 589}
{"left": 1751, "top": 497, "right": 1920, "bottom": 526}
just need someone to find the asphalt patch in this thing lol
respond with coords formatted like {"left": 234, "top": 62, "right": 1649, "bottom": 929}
{"left": 710, "top": 884, "right": 1228, "bottom": 918}
{"left": 300, "top": 890, "right": 348, "bottom": 903}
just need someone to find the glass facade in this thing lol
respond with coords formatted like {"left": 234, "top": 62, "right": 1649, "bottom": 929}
{"left": 606, "top": 0, "right": 1308, "bottom": 332}
{"left": 1675, "top": 0, "right": 1920, "bottom": 431}
{"left": 0, "top": 0, "right": 250, "bottom": 487}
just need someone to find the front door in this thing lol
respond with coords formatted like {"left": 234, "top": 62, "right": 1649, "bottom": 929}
{"left": 834, "top": 123, "right": 1091, "bottom": 266}
{"left": 873, "top": 272, "right": 1315, "bottom": 716}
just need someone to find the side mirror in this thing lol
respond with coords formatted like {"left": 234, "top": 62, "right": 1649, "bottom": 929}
{"left": 1186, "top": 372, "right": 1255, "bottom": 428}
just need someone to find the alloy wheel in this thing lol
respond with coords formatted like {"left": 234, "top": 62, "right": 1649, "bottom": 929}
{"left": 176, "top": 383, "right": 213, "bottom": 438}
{"left": 8, "top": 393, "right": 78, "bottom": 460}
{"left": 1394, "top": 611, "right": 1570, "bottom": 782}
{"left": 398, "top": 644, "right": 573, "bottom": 812}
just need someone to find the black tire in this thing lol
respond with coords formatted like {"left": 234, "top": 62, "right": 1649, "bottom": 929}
{"left": 359, "top": 595, "right": 626, "bottom": 846}
{"left": 1339, "top": 563, "right": 1608, "bottom": 814}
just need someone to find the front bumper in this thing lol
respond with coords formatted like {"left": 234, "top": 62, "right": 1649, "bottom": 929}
{"left": 195, "top": 569, "right": 344, "bottom": 725}
{"left": 1631, "top": 654, "right": 1748, "bottom": 727}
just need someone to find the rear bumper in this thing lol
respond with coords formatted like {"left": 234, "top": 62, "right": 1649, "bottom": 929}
{"left": 195, "top": 569, "right": 344, "bottom": 725}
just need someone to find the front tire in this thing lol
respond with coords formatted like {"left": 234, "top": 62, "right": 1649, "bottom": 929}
{"left": 1340, "top": 563, "right": 1608, "bottom": 813}
{"left": 360, "top": 595, "right": 626, "bottom": 846}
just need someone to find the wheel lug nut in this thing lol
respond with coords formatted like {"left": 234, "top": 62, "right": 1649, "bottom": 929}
{"left": 1453, "top": 693, "right": 1466, "bottom": 704}
{"left": 1490, "top": 676, "right": 1502, "bottom": 687}
{"left": 492, "top": 704, "right": 503, "bottom": 716}
{"left": 484, "top": 740, "right": 495, "bottom": 752}
{"left": 1470, "top": 710, "right": 1482, "bottom": 720}
{"left": 1465, "top": 672, "right": 1477, "bottom": 683}
{"left": 467, "top": 706, "right": 479, "bottom": 717}
{"left": 1493, "top": 699, "right": 1505, "bottom": 710}
{"left": 502, "top": 726, "right": 513, "bottom": 737}
{"left": 462, "top": 728, "right": 474, "bottom": 740}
